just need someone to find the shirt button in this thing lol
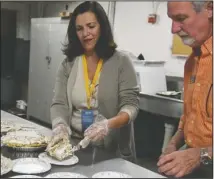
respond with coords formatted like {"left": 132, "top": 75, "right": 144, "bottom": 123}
{"left": 197, "top": 83, "right": 200, "bottom": 86}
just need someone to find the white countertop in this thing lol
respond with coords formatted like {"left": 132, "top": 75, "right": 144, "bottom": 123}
{"left": 1, "top": 110, "right": 52, "bottom": 137}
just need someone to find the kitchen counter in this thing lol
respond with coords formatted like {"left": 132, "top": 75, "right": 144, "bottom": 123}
{"left": 139, "top": 92, "right": 183, "bottom": 152}
{"left": 1, "top": 110, "right": 165, "bottom": 178}
{"left": 139, "top": 92, "right": 183, "bottom": 119}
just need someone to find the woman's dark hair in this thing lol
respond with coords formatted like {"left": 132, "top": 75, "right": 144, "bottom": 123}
{"left": 63, "top": 1, "right": 117, "bottom": 61}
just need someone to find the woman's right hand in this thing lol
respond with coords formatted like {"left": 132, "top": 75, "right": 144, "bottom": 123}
{"left": 46, "top": 124, "right": 70, "bottom": 152}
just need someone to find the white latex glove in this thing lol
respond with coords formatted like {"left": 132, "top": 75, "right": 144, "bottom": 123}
{"left": 46, "top": 124, "right": 70, "bottom": 152}
{"left": 84, "top": 119, "right": 109, "bottom": 142}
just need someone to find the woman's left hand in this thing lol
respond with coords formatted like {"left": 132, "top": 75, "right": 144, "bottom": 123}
{"left": 84, "top": 119, "right": 109, "bottom": 142}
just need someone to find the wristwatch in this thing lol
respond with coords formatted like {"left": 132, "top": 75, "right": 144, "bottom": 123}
{"left": 200, "top": 148, "right": 212, "bottom": 165}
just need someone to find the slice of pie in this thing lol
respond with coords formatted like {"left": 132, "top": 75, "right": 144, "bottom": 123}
{"left": 47, "top": 139, "right": 73, "bottom": 161}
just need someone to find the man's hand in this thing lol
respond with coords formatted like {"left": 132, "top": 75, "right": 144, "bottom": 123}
{"left": 157, "top": 148, "right": 201, "bottom": 178}
{"left": 159, "top": 143, "right": 177, "bottom": 159}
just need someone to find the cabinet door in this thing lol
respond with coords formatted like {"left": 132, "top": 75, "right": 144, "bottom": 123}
{"left": 27, "top": 23, "right": 50, "bottom": 121}
{"left": 44, "top": 22, "right": 69, "bottom": 124}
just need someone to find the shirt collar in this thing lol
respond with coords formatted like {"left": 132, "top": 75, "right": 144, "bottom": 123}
{"left": 201, "top": 35, "right": 213, "bottom": 56}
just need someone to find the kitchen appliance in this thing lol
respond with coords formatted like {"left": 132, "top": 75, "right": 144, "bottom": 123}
{"left": 16, "top": 100, "right": 27, "bottom": 111}
{"left": 132, "top": 60, "right": 167, "bottom": 94}
{"left": 27, "top": 18, "right": 69, "bottom": 124}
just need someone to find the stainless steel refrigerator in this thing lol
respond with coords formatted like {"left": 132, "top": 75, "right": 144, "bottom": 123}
{"left": 27, "top": 18, "right": 68, "bottom": 124}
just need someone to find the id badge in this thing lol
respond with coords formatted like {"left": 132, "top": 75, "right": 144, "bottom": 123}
{"left": 81, "top": 110, "right": 94, "bottom": 132}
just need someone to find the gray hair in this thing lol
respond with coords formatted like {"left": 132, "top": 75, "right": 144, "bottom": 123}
{"left": 192, "top": 1, "right": 209, "bottom": 12}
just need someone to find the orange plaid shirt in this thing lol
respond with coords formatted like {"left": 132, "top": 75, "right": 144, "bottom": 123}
{"left": 179, "top": 36, "right": 213, "bottom": 148}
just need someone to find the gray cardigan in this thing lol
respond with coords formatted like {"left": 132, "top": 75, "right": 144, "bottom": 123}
{"left": 50, "top": 50, "right": 139, "bottom": 151}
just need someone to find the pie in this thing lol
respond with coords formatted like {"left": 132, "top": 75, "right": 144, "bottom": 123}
{"left": 1, "top": 131, "right": 49, "bottom": 148}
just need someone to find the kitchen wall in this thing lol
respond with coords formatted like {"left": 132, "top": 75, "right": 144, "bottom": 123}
{"left": 1, "top": 2, "right": 30, "bottom": 40}
{"left": 40, "top": 1, "right": 109, "bottom": 17}
{"left": 1, "top": 1, "right": 186, "bottom": 78}
{"left": 1, "top": 2, "right": 31, "bottom": 106}
{"left": 1, "top": 1, "right": 111, "bottom": 105}
{"left": 1, "top": 1, "right": 110, "bottom": 39}
{"left": 113, "top": 2, "right": 186, "bottom": 77}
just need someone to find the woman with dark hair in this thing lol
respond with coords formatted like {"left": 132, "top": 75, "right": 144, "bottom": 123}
{"left": 46, "top": 1, "right": 139, "bottom": 160}
{"left": 63, "top": 1, "right": 117, "bottom": 61}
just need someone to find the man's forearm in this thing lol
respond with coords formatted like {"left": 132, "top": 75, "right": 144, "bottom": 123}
{"left": 168, "top": 129, "right": 185, "bottom": 149}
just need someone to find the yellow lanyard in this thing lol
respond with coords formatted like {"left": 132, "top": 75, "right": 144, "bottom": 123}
{"left": 83, "top": 55, "right": 103, "bottom": 109}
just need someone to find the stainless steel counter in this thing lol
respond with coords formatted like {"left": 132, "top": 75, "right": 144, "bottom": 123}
{"left": 139, "top": 92, "right": 183, "bottom": 119}
{"left": 1, "top": 146, "right": 165, "bottom": 178}
{"left": 1, "top": 110, "right": 165, "bottom": 178}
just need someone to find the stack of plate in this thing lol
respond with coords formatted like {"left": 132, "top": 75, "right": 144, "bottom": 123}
{"left": 12, "top": 158, "right": 51, "bottom": 175}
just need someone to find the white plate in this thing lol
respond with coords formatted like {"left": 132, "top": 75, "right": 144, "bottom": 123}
{"left": 12, "top": 158, "right": 51, "bottom": 174}
{"left": 92, "top": 171, "right": 132, "bottom": 178}
{"left": 45, "top": 172, "right": 88, "bottom": 178}
{"left": 10, "top": 175, "right": 42, "bottom": 178}
{"left": 1, "top": 162, "right": 13, "bottom": 176}
{"left": 156, "top": 91, "right": 179, "bottom": 96}
{"left": 38, "top": 152, "right": 79, "bottom": 166}
{"left": 1, "top": 155, "right": 13, "bottom": 175}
